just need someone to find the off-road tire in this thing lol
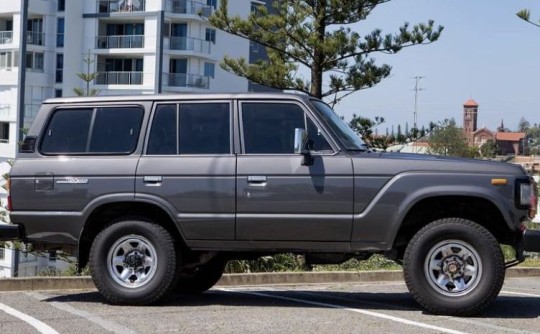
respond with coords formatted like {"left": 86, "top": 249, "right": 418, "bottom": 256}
{"left": 175, "top": 256, "right": 227, "bottom": 294}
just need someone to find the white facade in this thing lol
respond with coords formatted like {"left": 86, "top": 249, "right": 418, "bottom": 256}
{"left": 0, "top": 0, "right": 256, "bottom": 159}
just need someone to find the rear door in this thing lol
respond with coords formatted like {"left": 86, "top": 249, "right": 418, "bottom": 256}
{"left": 135, "top": 101, "right": 236, "bottom": 240}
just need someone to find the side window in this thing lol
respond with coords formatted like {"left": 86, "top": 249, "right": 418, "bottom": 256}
{"left": 147, "top": 103, "right": 231, "bottom": 155}
{"left": 40, "top": 107, "right": 143, "bottom": 155}
{"left": 147, "top": 104, "right": 177, "bottom": 155}
{"left": 89, "top": 107, "right": 143, "bottom": 153}
{"left": 241, "top": 102, "right": 331, "bottom": 154}
{"left": 41, "top": 108, "right": 93, "bottom": 154}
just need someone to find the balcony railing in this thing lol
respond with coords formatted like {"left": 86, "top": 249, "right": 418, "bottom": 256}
{"left": 166, "top": 73, "right": 209, "bottom": 89}
{"left": 96, "top": 71, "right": 143, "bottom": 85}
{"left": 27, "top": 31, "right": 45, "bottom": 46}
{"left": 96, "top": 35, "right": 144, "bottom": 49}
{"left": 169, "top": 37, "right": 211, "bottom": 54}
{"left": 97, "top": 0, "right": 146, "bottom": 13}
{"left": 170, "top": 0, "right": 213, "bottom": 17}
{"left": 0, "top": 31, "right": 13, "bottom": 44}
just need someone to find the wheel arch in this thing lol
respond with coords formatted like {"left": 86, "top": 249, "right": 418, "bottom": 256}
{"left": 78, "top": 201, "right": 185, "bottom": 270}
{"left": 392, "top": 195, "right": 513, "bottom": 258}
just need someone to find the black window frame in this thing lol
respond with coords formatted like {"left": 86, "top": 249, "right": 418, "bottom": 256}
{"left": 146, "top": 101, "right": 232, "bottom": 156}
{"left": 39, "top": 105, "right": 144, "bottom": 156}
{"left": 239, "top": 100, "right": 334, "bottom": 155}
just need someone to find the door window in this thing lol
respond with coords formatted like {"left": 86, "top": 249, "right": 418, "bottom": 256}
{"left": 241, "top": 102, "right": 332, "bottom": 154}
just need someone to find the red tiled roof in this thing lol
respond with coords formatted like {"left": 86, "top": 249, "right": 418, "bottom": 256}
{"left": 495, "top": 132, "right": 526, "bottom": 142}
{"left": 463, "top": 99, "right": 479, "bottom": 107}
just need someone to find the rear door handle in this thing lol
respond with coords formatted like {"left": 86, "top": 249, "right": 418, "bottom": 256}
{"left": 247, "top": 176, "right": 267, "bottom": 185}
{"left": 143, "top": 176, "right": 163, "bottom": 184}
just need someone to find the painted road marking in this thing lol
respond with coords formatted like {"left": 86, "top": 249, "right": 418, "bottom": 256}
{"left": 28, "top": 292, "right": 138, "bottom": 334}
{"left": 218, "top": 288, "right": 468, "bottom": 334}
{"left": 0, "top": 302, "right": 59, "bottom": 334}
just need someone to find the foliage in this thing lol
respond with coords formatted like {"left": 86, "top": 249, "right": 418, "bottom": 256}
{"left": 518, "top": 117, "right": 531, "bottom": 132}
{"left": 427, "top": 119, "right": 477, "bottom": 158}
{"left": 348, "top": 114, "right": 384, "bottom": 146}
{"left": 209, "top": 0, "right": 443, "bottom": 103}
{"left": 517, "top": 9, "right": 540, "bottom": 28}
{"left": 479, "top": 139, "right": 498, "bottom": 158}
{"left": 73, "top": 51, "right": 99, "bottom": 96}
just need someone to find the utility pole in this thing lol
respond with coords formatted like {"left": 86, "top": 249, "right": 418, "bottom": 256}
{"left": 412, "top": 76, "right": 424, "bottom": 153}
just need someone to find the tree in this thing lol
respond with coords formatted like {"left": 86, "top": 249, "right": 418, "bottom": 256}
{"left": 427, "top": 119, "right": 476, "bottom": 157}
{"left": 518, "top": 117, "right": 530, "bottom": 132}
{"left": 73, "top": 51, "right": 99, "bottom": 96}
{"left": 517, "top": 9, "right": 540, "bottom": 28}
{"left": 209, "top": 0, "right": 443, "bottom": 103}
{"left": 479, "top": 139, "right": 498, "bottom": 158}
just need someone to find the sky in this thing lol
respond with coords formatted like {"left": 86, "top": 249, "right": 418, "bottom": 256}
{"left": 328, "top": 0, "right": 540, "bottom": 134}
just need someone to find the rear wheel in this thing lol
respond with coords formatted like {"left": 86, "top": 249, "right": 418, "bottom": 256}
{"left": 175, "top": 256, "right": 227, "bottom": 294}
{"left": 403, "top": 218, "right": 505, "bottom": 316}
{"left": 89, "top": 218, "right": 177, "bottom": 305}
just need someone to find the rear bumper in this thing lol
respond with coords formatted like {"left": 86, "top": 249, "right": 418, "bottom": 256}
{"left": 0, "top": 223, "right": 21, "bottom": 241}
{"left": 523, "top": 229, "right": 540, "bottom": 253}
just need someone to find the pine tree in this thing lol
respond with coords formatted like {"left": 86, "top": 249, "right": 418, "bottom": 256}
{"left": 209, "top": 0, "right": 443, "bottom": 103}
{"left": 73, "top": 51, "right": 99, "bottom": 96}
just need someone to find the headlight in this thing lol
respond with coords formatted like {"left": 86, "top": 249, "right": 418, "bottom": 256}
{"left": 520, "top": 183, "right": 533, "bottom": 206}
{"left": 516, "top": 178, "right": 538, "bottom": 218}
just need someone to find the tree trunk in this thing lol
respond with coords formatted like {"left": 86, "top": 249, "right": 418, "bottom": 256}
{"left": 310, "top": 0, "right": 326, "bottom": 99}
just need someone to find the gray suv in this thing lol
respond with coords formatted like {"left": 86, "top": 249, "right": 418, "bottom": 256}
{"left": 2, "top": 93, "right": 540, "bottom": 316}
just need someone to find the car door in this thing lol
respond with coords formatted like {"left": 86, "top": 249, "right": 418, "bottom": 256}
{"left": 135, "top": 101, "right": 236, "bottom": 240}
{"left": 236, "top": 100, "right": 354, "bottom": 242}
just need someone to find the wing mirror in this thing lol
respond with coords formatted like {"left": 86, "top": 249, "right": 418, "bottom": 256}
{"left": 294, "top": 128, "right": 314, "bottom": 166}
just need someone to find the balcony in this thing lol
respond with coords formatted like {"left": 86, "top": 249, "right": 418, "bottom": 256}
{"left": 170, "top": 0, "right": 213, "bottom": 17}
{"left": 97, "top": 0, "right": 146, "bottom": 14}
{"left": 96, "top": 35, "right": 144, "bottom": 49}
{"left": 96, "top": 71, "right": 143, "bottom": 85}
{"left": 27, "top": 31, "right": 45, "bottom": 46}
{"left": 0, "top": 31, "right": 13, "bottom": 44}
{"left": 169, "top": 37, "right": 211, "bottom": 54}
{"left": 166, "top": 73, "right": 209, "bottom": 89}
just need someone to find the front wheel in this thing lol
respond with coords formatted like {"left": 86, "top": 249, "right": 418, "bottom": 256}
{"left": 89, "top": 218, "right": 177, "bottom": 305}
{"left": 403, "top": 218, "right": 505, "bottom": 316}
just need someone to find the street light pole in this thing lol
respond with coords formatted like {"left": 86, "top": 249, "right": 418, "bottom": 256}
{"left": 412, "top": 76, "right": 424, "bottom": 153}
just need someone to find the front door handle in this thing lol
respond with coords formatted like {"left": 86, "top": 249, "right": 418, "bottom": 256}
{"left": 143, "top": 176, "right": 163, "bottom": 185}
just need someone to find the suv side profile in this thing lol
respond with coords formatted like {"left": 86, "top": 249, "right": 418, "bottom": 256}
{"left": 2, "top": 93, "right": 540, "bottom": 316}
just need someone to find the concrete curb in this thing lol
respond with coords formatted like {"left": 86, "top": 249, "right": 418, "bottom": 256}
{"left": 0, "top": 268, "right": 539, "bottom": 292}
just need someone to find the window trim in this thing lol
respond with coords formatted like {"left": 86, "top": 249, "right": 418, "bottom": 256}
{"left": 238, "top": 100, "right": 337, "bottom": 156}
{"left": 145, "top": 101, "right": 233, "bottom": 156}
{"left": 39, "top": 105, "right": 145, "bottom": 156}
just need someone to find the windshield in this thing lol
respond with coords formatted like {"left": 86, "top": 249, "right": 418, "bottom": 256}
{"left": 309, "top": 99, "right": 366, "bottom": 150}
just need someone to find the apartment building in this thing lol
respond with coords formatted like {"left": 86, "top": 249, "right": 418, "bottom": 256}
{"left": 0, "top": 0, "right": 272, "bottom": 277}
{"left": 0, "top": 0, "right": 271, "bottom": 160}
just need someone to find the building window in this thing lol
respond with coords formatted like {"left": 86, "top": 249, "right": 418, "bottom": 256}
{"left": 204, "top": 62, "right": 215, "bottom": 78}
{"left": 207, "top": 0, "right": 217, "bottom": 9}
{"left": 205, "top": 28, "right": 216, "bottom": 43}
{"left": 55, "top": 89, "right": 62, "bottom": 98}
{"left": 49, "top": 250, "right": 57, "bottom": 263}
{"left": 26, "top": 52, "right": 44, "bottom": 71}
{"left": 0, "top": 247, "right": 4, "bottom": 260}
{"left": 58, "top": 0, "right": 65, "bottom": 12}
{"left": 0, "top": 52, "right": 12, "bottom": 70}
{"left": 0, "top": 122, "right": 9, "bottom": 143}
{"left": 56, "top": 54, "right": 63, "bottom": 83}
{"left": 57, "top": 18, "right": 64, "bottom": 47}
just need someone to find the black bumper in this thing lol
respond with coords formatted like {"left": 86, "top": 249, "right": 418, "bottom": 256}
{"left": 523, "top": 229, "right": 540, "bottom": 253}
{"left": 0, "top": 223, "right": 21, "bottom": 241}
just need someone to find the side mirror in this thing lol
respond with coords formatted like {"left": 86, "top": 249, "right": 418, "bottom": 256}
{"left": 293, "top": 128, "right": 314, "bottom": 166}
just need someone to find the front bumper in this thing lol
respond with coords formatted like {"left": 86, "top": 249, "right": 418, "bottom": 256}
{"left": 523, "top": 229, "right": 540, "bottom": 253}
{"left": 0, "top": 223, "right": 21, "bottom": 241}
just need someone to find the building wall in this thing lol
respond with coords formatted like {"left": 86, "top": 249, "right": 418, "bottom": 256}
{"left": 0, "top": 0, "right": 260, "bottom": 159}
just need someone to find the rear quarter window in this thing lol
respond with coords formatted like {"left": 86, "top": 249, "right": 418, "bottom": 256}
{"left": 40, "top": 106, "right": 143, "bottom": 155}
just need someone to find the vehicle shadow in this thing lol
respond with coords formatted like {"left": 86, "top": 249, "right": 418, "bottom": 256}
{"left": 40, "top": 289, "right": 540, "bottom": 319}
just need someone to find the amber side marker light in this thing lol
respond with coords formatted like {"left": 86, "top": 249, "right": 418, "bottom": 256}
{"left": 491, "top": 178, "right": 508, "bottom": 186}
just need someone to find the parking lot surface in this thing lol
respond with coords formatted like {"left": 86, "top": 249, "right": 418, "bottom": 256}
{"left": 0, "top": 277, "right": 539, "bottom": 333}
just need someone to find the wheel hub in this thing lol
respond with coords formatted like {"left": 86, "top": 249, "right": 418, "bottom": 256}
{"left": 124, "top": 250, "right": 144, "bottom": 269}
{"left": 443, "top": 256, "right": 465, "bottom": 278}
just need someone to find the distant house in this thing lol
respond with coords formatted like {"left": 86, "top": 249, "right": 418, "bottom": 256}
{"left": 496, "top": 132, "right": 527, "bottom": 156}
{"left": 473, "top": 127, "right": 495, "bottom": 147}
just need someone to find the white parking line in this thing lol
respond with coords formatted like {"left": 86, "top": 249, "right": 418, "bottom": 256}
{"left": 501, "top": 290, "right": 540, "bottom": 298}
{"left": 28, "top": 292, "right": 138, "bottom": 334}
{"left": 218, "top": 288, "right": 468, "bottom": 334}
{"left": 0, "top": 302, "right": 59, "bottom": 334}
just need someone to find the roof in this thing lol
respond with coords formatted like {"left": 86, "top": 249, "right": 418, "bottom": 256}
{"left": 463, "top": 99, "right": 479, "bottom": 107}
{"left": 495, "top": 132, "right": 526, "bottom": 142}
{"left": 43, "top": 92, "right": 311, "bottom": 104}
{"left": 473, "top": 127, "right": 494, "bottom": 136}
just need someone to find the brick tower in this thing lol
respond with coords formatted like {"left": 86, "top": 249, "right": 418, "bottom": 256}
{"left": 463, "top": 99, "right": 479, "bottom": 146}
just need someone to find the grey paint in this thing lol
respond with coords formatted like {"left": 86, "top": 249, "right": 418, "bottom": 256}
{"left": 7, "top": 93, "right": 534, "bottom": 256}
